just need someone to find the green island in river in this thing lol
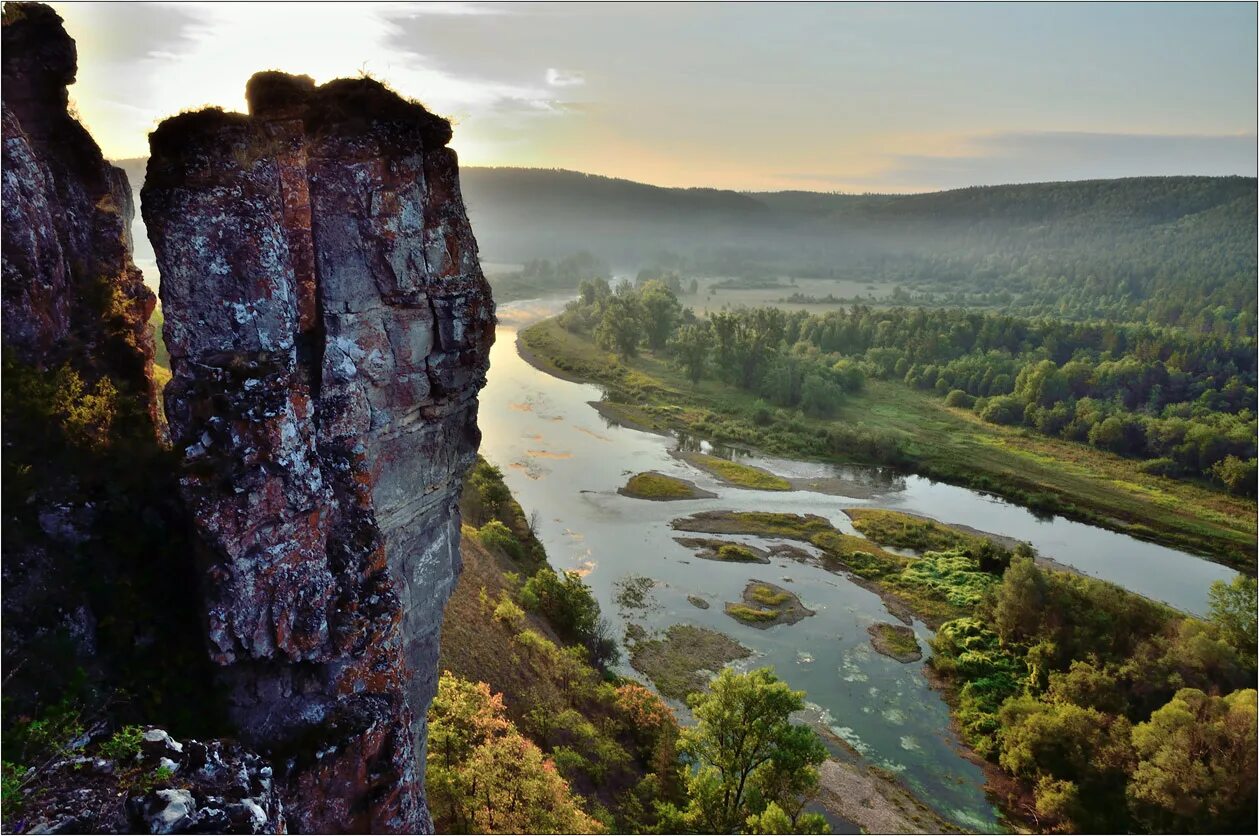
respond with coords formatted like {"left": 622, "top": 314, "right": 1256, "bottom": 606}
{"left": 519, "top": 316, "right": 1256, "bottom": 570}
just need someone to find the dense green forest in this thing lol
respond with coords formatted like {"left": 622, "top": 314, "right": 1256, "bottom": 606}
{"left": 558, "top": 280, "right": 1257, "bottom": 495}
{"left": 460, "top": 170, "right": 1256, "bottom": 335}
{"left": 931, "top": 562, "right": 1255, "bottom": 832}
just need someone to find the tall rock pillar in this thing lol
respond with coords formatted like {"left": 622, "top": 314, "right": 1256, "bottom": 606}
{"left": 141, "top": 72, "right": 494, "bottom": 833}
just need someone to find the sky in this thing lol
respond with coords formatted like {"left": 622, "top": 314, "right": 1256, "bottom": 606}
{"left": 51, "top": 1, "right": 1258, "bottom": 193}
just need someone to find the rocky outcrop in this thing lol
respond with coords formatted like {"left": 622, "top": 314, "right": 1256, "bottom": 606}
{"left": 1, "top": 1, "right": 155, "bottom": 397}
{"left": 12, "top": 727, "right": 285, "bottom": 834}
{"left": 1, "top": 1, "right": 208, "bottom": 726}
{"left": 142, "top": 72, "right": 494, "bottom": 832}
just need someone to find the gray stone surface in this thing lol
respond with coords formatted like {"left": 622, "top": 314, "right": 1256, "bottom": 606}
{"left": 143, "top": 71, "right": 493, "bottom": 833}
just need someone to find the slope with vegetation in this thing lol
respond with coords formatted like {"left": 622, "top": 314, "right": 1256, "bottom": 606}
{"left": 438, "top": 458, "right": 837, "bottom": 833}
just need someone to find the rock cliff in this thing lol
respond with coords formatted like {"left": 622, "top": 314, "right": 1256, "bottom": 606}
{"left": 1, "top": 1, "right": 201, "bottom": 719}
{"left": 142, "top": 72, "right": 494, "bottom": 832}
{"left": 1, "top": 1, "right": 155, "bottom": 397}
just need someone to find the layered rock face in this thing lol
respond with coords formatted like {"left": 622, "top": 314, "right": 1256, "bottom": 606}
{"left": 142, "top": 72, "right": 494, "bottom": 832}
{"left": 1, "top": 1, "right": 155, "bottom": 395}
{"left": 1, "top": 2, "right": 177, "bottom": 712}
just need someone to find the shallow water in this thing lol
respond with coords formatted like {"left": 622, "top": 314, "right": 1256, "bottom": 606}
{"left": 477, "top": 297, "right": 1241, "bottom": 831}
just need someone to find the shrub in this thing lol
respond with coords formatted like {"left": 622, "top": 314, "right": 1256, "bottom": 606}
{"left": 99, "top": 725, "right": 145, "bottom": 764}
{"left": 492, "top": 594, "right": 525, "bottom": 628}
{"left": 945, "top": 389, "right": 976, "bottom": 408}
{"left": 478, "top": 520, "right": 522, "bottom": 559}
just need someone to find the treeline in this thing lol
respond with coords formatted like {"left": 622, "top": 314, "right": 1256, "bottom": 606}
{"left": 486, "top": 251, "right": 609, "bottom": 302}
{"left": 560, "top": 284, "right": 1257, "bottom": 494}
{"left": 931, "top": 564, "right": 1256, "bottom": 832}
{"left": 461, "top": 169, "right": 1255, "bottom": 336}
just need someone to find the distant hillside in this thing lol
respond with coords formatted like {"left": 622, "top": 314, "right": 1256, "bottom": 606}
{"left": 111, "top": 158, "right": 1257, "bottom": 330}
{"left": 460, "top": 166, "right": 1254, "bottom": 263}
{"left": 460, "top": 168, "right": 1256, "bottom": 331}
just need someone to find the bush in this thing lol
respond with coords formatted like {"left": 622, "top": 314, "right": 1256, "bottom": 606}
{"left": 945, "top": 389, "right": 976, "bottom": 409}
{"left": 520, "top": 568, "right": 619, "bottom": 669}
{"left": 980, "top": 395, "right": 1025, "bottom": 426}
{"left": 99, "top": 725, "right": 145, "bottom": 763}
{"left": 1139, "top": 457, "right": 1183, "bottom": 477}
{"left": 478, "top": 520, "right": 522, "bottom": 559}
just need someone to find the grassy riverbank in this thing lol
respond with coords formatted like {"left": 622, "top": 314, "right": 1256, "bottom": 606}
{"left": 520, "top": 317, "right": 1256, "bottom": 570}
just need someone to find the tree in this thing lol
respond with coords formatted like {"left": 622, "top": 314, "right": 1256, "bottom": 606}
{"left": 670, "top": 323, "right": 711, "bottom": 384}
{"left": 426, "top": 672, "right": 601, "bottom": 834}
{"left": 519, "top": 567, "right": 600, "bottom": 646}
{"left": 997, "top": 697, "right": 1134, "bottom": 831}
{"left": 1127, "top": 688, "right": 1257, "bottom": 833}
{"left": 594, "top": 293, "right": 643, "bottom": 359}
{"left": 1210, "top": 454, "right": 1257, "bottom": 496}
{"left": 993, "top": 555, "right": 1049, "bottom": 646}
{"left": 800, "top": 373, "right": 843, "bottom": 418}
{"left": 1207, "top": 575, "right": 1258, "bottom": 658}
{"left": 676, "top": 668, "right": 828, "bottom": 834}
{"left": 639, "top": 279, "right": 684, "bottom": 350}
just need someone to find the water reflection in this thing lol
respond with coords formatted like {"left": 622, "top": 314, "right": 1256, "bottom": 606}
{"left": 476, "top": 297, "right": 1240, "bottom": 832}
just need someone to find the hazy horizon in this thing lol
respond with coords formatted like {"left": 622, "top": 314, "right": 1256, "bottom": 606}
{"left": 52, "top": 1, "right": 1257, "bottom": 193}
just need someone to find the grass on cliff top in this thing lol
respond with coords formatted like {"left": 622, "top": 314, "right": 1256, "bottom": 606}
{"left": 619, "top": 471, "right": 709, "bottom": 500}
{"left": 520, "top": 316, "right": 1255, "bottom": 569}
{"left": 681, "top": 451, "right": 790, "bottom": 491}
{"left": 628, "top": 624, "right": 751, "bottom": 702}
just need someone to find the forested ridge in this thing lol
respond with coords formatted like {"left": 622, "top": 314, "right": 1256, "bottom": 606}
{"left": 459, "top": 169, "right": 1256, "bottom": 335}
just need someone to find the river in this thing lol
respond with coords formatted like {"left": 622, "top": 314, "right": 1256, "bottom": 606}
{"left": 476, "top": 297, "right": 1240, "bottom": 832}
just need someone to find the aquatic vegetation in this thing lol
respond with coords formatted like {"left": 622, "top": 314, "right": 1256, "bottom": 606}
{"left": 619, "top": 471, "right": 714, "bottom": 501}
{"left": 892, "top": 549, "right": 999, "bottom": 610}
{"left": 725, "top": 603, "right": 780, "bottom": 624}
{"left": 674, "top": 536, "right": 770, "bottom": 563}
{"left": 672, "top": 510, "right": 834, "bottom": 540}
{"left": 679, "top": 451, "right": 791, "bottom": 491}
{"left": 628, "top": 625, "right": 751, "bottom": 701}
{"left": 749, "top": 584, "right": 791, "bottom": 607}
{"left": 724, "top": 581, "right": 814, "bottom": 629}
{"left": 614, "top": 575, "right": 656, "bottom": 611}
{"left": 847, "top": 508, "right": 998, "bottom": 554}
{"left": 866, "top": 623, "right": 923, "bottom": 663}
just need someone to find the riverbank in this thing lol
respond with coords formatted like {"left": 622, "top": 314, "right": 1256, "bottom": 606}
{"left": 519, "top": 316, "right": 1256, "bottom": 570}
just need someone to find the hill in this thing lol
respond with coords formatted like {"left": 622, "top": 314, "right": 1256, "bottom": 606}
{"left": 112, "top": 160, "right": 1257, "bottom": 333}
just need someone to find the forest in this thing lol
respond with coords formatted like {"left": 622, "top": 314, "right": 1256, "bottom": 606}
{"left": 931, "top": 561, "right": 1255, "bottom": 832}
{"left": 557, "top": 280, "right": 1257, "bottom": 496}
{"left": 461, "top": 170, "right": 1256, "bottom": 336}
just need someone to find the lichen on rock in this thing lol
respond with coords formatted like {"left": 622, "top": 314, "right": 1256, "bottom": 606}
{"left": 142, "top": 71, "right": 494, "bottom": 833}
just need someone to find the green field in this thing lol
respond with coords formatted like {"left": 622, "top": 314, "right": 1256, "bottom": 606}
{"left": 521, "top": 317, "right": 1256, "bottom": 570}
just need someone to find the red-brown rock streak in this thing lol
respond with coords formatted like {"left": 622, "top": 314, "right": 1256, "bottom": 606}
{"left": 142, "top": 72, "right": 494, "bottom": 833}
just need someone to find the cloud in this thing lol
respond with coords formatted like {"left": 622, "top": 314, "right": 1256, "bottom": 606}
{"left": 816, "top": 131, "right": 1258, "bottom": 192}
{"left": 54, "top": 1, "right": 208, "bottom": 64}
{"left": 546, "top": 68, "right": 585, "bottom": 88}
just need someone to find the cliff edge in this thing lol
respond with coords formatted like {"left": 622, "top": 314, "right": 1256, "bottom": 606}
{"left": 142, "top": 72, "right": 494, "bottom": 832}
